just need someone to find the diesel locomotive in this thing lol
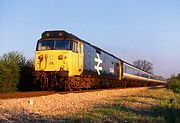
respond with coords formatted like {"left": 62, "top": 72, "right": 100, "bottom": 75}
{"left": 34, "top": 30, "right": 166, "bottom": 91}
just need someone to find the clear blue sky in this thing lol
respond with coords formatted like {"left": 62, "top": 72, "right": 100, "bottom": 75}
{"left": 0, "top": 0, "right": 180, "bottom": 78}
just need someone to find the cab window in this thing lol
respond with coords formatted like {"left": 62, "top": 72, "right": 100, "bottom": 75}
{"left": 72, "top": 41, "right": 78, "bottom": 53}
{"left": 37, "top": 40, "right": 72, "bottom": 51}
{"left": 37, "top": 40, "right": 54, "bottom": 50}
{"left": 55, "top": 40, "right": 71, "bottom": 50}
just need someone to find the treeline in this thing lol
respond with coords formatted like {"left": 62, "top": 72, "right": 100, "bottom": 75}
{"left": 0, "top": 51, "right": 37, "bottom": 92}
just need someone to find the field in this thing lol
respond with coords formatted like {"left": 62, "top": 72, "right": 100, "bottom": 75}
{"left": 0, "top": 86, "right": 179, "bottom": 122}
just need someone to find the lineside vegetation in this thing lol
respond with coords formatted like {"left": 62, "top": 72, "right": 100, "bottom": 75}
{"left": 167, "top": 73, "right": 180, "bottom": 94}
{"left": 0, "top": 51, "right": 35, "bottom": 92}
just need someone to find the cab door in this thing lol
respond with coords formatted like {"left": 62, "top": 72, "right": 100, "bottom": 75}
{"left": 78, "top": 42, "right": 84, "bottom": 74}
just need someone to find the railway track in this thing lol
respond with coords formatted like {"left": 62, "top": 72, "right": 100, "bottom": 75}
{"left": 0, "top": 86, "right": 164, "bottom": 99}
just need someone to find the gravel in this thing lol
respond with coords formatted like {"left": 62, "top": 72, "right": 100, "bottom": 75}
{"left": 0, "top": 87, "right": 148, "bottom": 122}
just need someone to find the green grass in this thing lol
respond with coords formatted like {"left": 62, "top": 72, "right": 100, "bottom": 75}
{"left": 70, "top": 88, "right": 180, "bottom": 123}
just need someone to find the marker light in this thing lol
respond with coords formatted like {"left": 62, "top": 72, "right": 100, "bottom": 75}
{"left": 46, "top": 33, "right": 50, "bottom": 37}
{"left": 59, "top": 33, "right": 63, "bottom": 36}
{"left": 38, "top": 55, "right": 43, "bottom": 61}
{"left": 58, "top": 54, "right": 63, "bottom": 60}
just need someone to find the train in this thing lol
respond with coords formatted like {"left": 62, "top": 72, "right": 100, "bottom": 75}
{"left": 34, "top": 30, "right": 166, "bottom": 91}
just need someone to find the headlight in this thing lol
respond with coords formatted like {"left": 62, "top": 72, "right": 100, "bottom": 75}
{"left": 67, "top": 54, "right": 70, "bottom": 57}
{"left": 50, "top": 56, "right": 53, "bottom": 60}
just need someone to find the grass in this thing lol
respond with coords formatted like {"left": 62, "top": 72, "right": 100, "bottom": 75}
{"left": 70, "top": 88, "right": 180, "bottom": 123}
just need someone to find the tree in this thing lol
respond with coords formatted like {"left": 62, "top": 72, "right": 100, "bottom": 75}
{"left": 0, "top": 51, "right": 24, "bottom": 92}
{"left": 167, "top": 73, "right": 180, "bottom": 94}
{"left": 0, "top": 51, "right": 36, "bottom": 92}
{"left": 133, "top": 59, "right": 153, "bottom": 74}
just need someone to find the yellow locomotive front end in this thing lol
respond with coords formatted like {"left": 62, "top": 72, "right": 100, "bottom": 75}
{"left": 34, "top": 31, "right": 84, "bottom": 90}
{"left": 35, "top": 40, "right": 72, "bottom": 76}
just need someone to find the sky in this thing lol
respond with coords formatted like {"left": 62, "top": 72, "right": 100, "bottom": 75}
{"left": 0, "top": 0, "right": 180, "bottom": 78}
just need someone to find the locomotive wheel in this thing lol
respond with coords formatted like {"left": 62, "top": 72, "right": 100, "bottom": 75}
{"left": 68, "top": 82, "right": 74, "bottom": 91}
{"left": 65, "top": 77, "right": 95, "bottom": 91}
{"left": 65, "top": 80, "right": 74, "bottom": 91}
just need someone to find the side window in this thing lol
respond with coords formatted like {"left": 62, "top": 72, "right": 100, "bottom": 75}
{"left": 72, "top": 41, "right": 78, "bottom": 53}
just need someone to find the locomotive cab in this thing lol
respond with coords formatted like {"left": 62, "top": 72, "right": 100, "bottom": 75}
{"left": 34, "top": 31, "right": 84, "bottom": 90}
{"left": 35, "top": 39, "right": 83, "bottom": 76}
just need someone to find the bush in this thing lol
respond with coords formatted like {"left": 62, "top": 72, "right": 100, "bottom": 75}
{"left": 0, "top": 51, "right": 24, "bottom": 92}
{"left": 0, "top": 51, "right": 37, "bottom": 92}
{"left": 18, "top": 58, "right": 37, "bottom": 91}
{"left": 167, "top": 74, "right": 180, "bottom": 94}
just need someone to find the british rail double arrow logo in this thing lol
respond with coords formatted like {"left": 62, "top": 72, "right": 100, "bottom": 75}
{"left": 94, "top": 53, "right": 102, "bottom": 75}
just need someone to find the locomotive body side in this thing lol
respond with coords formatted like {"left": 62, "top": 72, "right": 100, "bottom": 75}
{"left": 82, "top": 43, "right": 120, "bottom": 79}
{"left": 80, "top": 42, "right": 124, "bottom": 88}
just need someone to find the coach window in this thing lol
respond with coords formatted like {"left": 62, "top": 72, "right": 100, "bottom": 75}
{"left": 123, "top": 64, "right": 127, "bottom": 73}
{"left": 72, "top": 41, "right": 78, "bottom": 53}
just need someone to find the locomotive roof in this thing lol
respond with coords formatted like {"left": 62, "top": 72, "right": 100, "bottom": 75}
{"left": 41, "top": 30, "right": 122, "bottom": 60}
{"left": 40, "top": 30, "right": 163, "bottom": 79}
{"left": 42, "top": 30, "right": 82, "bottom": 41}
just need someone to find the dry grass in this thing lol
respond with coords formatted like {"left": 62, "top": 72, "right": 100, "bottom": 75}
{"left": 71, "top": 88, "right": 180, "bottom": 123}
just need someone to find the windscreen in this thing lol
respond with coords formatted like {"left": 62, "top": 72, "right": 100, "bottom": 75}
{"left": 55, "top": 40, "right": 71, "bottom": 50}
{"left": 37, "top": 40, "right": 54, "bottom": 50}
{"left": 37, "top": 40, "right": 72, "bottom": 51}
